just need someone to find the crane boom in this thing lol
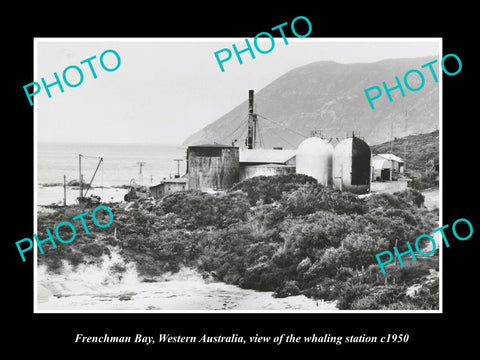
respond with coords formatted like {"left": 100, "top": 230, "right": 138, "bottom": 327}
{"left": 84, "top": 157, "right": 103, "bottom": 197}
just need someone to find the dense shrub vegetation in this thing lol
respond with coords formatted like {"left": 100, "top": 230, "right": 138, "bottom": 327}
{"left": 407, "top": 172, "right": 439, "bottom": 191}
{"left": 38, "top": 175, "right": 439, "bottom": 310}
{"left": 229, "top": 173, "right": 317, "bottom": 205}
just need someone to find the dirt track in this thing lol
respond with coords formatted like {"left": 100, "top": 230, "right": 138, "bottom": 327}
{"left": 370, "top": 179, "right": 439, "bottom": 210}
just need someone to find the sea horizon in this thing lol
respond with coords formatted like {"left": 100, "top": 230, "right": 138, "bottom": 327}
{"left": 37, "top": 140, "right": 186, "bottom": 147}
{"left": 37, "top": 142, "right": 189, "bottom": 205}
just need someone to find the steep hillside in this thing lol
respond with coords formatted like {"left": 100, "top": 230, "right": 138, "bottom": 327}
{"left": 183, "top": 57, "right": 439, "bottom": 148}
{"left": 371, "top": 130, "right": 439, "bottom": 175}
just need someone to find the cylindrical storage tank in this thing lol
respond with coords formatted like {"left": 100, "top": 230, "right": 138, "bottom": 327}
{"left": 186, "top": 145, "right": 239, "bottom": 191}
{"left": 296, "top": 137, "right": 334, "bottom": 186}
{"left": 333, "top": 136, "right": 371, "bottom": 194}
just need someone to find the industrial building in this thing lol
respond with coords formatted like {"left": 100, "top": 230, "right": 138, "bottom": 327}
{"left": 184, "top": 90, "right": 373, "bottom": 196}
{"left": 332, "top": 136, "right": 371, "bottom": 194}
{"left": 238, "top": 148, "right": 296, "bottom": 181}
{"left": 186, "top": 90, "right": 297, "bottom": 190}
{"left": 371, "top": 153, "right": 404, "bottom": 181}
{"left": 149, "top": 178, "right": 188, "bottom": 199}
{"left": 186, "top": 144, "right": 239, "bottom": 191}
{"left": 185, "top": 146, "right": 296, "bottom": 189}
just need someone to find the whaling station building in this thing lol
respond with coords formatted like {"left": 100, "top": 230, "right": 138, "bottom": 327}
{"left": 371, "top": 153, "right": 404, "bottom": 181}
{"left": 239, "top": 149, "right": 296, "bottom": 181}
{"left": 149, "top": 90, "right": 404, "bottom": 198}
{"left": 149, "top": 177, "right": 188, "bottom": 197}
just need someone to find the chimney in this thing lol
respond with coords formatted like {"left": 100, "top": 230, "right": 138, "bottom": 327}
{"left": 248, "top": 89, "right": 254, "bottom": 115}
{"left": 246, "top": 90, "right": 257, "bottom": 149}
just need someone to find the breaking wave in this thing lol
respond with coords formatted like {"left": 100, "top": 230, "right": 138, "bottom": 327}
{"left": 37, "top": 247, "right": 337, "bottom": 311}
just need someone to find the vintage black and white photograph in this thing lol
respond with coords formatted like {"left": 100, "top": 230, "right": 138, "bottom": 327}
{"left": 34, "top": 38, "right": 441, "bottom": 312}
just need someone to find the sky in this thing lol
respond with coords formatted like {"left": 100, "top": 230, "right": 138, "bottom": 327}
{"left": 35, "top": 38, "right": 440, "bottom": 145}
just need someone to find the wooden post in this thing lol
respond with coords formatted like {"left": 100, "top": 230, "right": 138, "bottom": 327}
{"left": 63, "top": 175, "right": 67, "bottom": 206}
{"left": 79, "top": 154, "right": 83, "bottom": 198}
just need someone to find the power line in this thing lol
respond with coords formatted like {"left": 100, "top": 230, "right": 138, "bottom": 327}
{"left": 220, "top": 114, "right": 249, "bottom": 144}
{"left": 256, "top": 114, "right": 308, "bottom": 139}
{"left": 80, "top": 154, "right": 103, "bottom": 159}
{"left": 269, "top": 126, "right": 297, "bottom": 148}
{"left": 237, "top": 124, "right": 248, "bottom": 147}
{"left": 137, "top": 162, "right": 146, "bottom": 184}
{"left": 256, "top": 118, "right": 266, "bottom": 148}
{"left": 173, "top": 159, "right": 184, "bottom": 177}
{"left": 260, "top": 123, "right": 266, "bottom": 148}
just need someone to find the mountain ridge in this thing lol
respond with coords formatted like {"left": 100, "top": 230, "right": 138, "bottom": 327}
{"left": 183, "top": 56, "right": 439, "bottom": 148}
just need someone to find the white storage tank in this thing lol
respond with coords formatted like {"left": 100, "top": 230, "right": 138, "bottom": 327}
{"left": 296, "top": 137, "right": 333, "bottom": 186}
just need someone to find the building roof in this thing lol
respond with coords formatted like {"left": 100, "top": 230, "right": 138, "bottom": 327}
{"left": 372, "top": 159, "right": 388, "bottom": 169}
{"left": 241, "top": 163, "right": 295, "bottom": 168}
{"left": 239, "top": 149, "right": 296, "bottom": 164}
{"left": 188, "top": 143, "right": 236, "bottom": 148}
{"left": 149, "top": 177, "right": 187, "bottom": 189}
{"left": 165, "top": 177, "right": 188, "bottom": 183}
{"left": 375, "top": 153, "right": 404, "bottom": 162}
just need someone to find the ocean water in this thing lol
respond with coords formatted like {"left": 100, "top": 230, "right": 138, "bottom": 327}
{"left": 37, "top": 142, "right": 187, "bottom": 205}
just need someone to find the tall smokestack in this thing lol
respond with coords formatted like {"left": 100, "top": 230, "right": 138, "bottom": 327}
{"left": 248, "top": 89, "right": 254, "bottom": 115}
{"left": 246, "top": 90, "right": 257, "bottom": 149}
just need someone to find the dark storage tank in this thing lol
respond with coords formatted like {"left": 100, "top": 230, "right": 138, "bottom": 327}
{"left": 186, "top": 144, "right": 239, "bottom": 191}
{"left": 332, "top": 136, "right": 371, "bottom": 194}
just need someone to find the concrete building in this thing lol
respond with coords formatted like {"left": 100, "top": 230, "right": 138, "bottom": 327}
{"left": 186, "top": 144, "right": 240, "bottom": 191}
{"left": 239, "top": 163, "right": 296, "bottom": 181}
{"left": 239, "top": 148, "right": 296, "bottom": 181}
{"left": 149, "top": 178, "right": 187, "bottom": 198}
{"left": 372, "top": 153, "right": 404, "bottom": 181}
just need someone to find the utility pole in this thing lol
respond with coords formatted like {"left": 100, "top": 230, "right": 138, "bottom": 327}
{"left": 63, "top": 175, "right": 67, "bottom": 206}
{"left": 137, "top": 162, "right": 146, "bottom": 184}
{"left": 173, "top": 159, "right": 184, "bottom": 178}
{"left": 390, "top": 122, "right": 394, "bottom": 153}
{"left": 79, "top": 154, "right": 83, "bottom": 198}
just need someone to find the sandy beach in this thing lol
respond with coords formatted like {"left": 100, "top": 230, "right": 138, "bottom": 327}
{"left": 37, "top": 257, "right": 338, "bottom": 312}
